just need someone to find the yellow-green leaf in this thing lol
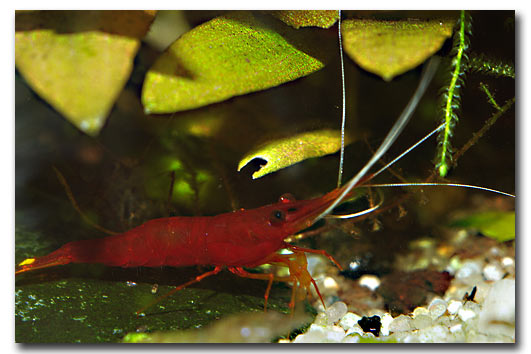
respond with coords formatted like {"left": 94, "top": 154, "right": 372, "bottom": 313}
{"left": 450, "top": 211, "right": 515, "bottom": 242}
{"left": 270, "top": 10, "right": 339, "bottom": 29}
{"left": 123, "top": 311, "right": 309, "bottom": 343}
{"left": 341, "top": 17, "right": 455, "bottom": 81}
{"left": 15, "top": 11, "right": 155, "bottom": 136}
{"left": 142, "top": 11, "right": 325, "bottom": 114}
{"left": 238, "top": 129, "right": 349, "bottom": 179}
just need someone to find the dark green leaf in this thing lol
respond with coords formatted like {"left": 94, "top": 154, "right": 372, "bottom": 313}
{"left": 142, "top": 11, "right": 325, "bottom": 114}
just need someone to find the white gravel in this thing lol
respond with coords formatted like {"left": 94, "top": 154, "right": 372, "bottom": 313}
{"left": 285, "top": 242, "right": 515, "bottom": 343}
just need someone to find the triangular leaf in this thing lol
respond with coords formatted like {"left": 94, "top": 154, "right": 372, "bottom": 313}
{"left": 341, "top": 17, "right": 455, "bottom": 81}
{"left": 142, "top": 11, "right": 325, "bottom": 114}
{"left": 15, "top": 11, "right": 155, "bottom": 136}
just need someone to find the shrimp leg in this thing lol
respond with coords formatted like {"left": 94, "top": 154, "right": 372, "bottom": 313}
{"left": 229, "top": 267, "right": 275, "bottom": 311}
{"left": 285, "top": 244, "right": 343, "bottom": 271}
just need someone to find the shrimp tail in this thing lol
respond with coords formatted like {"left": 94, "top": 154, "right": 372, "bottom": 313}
{"left": 15, "top": 237, "right": 110, "bottom": 275}
{"left": 16, "top": 244, "right": 75, "bottom": 275}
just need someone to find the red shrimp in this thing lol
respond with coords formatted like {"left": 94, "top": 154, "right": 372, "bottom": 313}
{"left": 16, "top": 188, "right": 345, "bottom": 310}
{"left": 15, "top": 57, "right": 442, "bottom": 314}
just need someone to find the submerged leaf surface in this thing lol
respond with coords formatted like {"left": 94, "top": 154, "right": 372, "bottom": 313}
{"left": 15, "top": 10, "right": 155, "bottom": 136}
{"left": 123, "top": 311, "right": 309, "bottom": 343}
{"left": 270, "top": 10, "right": 339, "bottom": 29}
{"left": 341, "top": 17, "right": 455, "bottom": 81}
{"left": 450, "top": 211, "right": 515, "bottom": 242}
{"left": 142, "top": 11, "right": 325, "bottom": 114}
{"left": 238, "top": 129, "right": 348, "bottom": 179}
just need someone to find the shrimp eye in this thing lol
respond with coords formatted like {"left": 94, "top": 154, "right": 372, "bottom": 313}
{"left": 269, "top": 209, "right": 286, "bottom": 225}
{"left": 279, "top": 193, "right": 296, "bottom": 203}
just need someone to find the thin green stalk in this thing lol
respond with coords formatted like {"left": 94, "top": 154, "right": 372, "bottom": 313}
{"left": 452, "top": 97, "right": 515, "bottom": 167}
{"left": 437, "top": 10, "right": 469, "bottom": 177}
{"left": 479, "top": 82, "right": 502, "bottom": 111}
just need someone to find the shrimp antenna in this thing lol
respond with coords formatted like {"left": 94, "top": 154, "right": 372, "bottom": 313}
{"left": 370, "top": 121, "right": 447, "bottom": 181}
{"left": 337, "top": 9, "right": 346, "bottom": 188}
{"left": 314, "top": 56, "right": 440, "bottom": 222}
{"left": 363, "top": 182, "right": 515, "bottom": 198}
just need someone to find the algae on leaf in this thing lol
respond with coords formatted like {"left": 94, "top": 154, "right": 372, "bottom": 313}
{"left": 341, "top": 17, "right": 455, "bottom": 81}
{"left": 15, "top": 11, "right": 155, "bottom": 136}
{"left": 270, "top": 10, "right": 339, "bottom": 29}
{"left": 238, "top": 129, "right": 349, "bottom": 179}
{"left": 142, "top": 11, "right": 325, "bottom": 114}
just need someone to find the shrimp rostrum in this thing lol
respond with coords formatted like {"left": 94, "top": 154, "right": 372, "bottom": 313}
{"left": 16, "top": 58, "right": 442, "bottom": 314}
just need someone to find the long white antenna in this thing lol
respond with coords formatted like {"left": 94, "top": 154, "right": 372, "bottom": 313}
{"left": 364, "top": 182, "right": 515, "bottom": 198}
{"left": 370, "top": 122, "right": 446, "bottom": 181}
{"left": 314, "top": 56, "right": 440, "bottom": 222}
{"left": 337, "top": 9, "right": 346, "bottom": 188}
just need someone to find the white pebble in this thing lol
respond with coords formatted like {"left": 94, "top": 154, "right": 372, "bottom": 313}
{"left": 501, "top": 257, "right": 514, "bottom": 267}
{"left": 326, "top": 326, "right": 347, "bottom": 343}
{"left": 483, "top": 263, "right": 504, "bottom": 281}
{"left": 313, "top": 312, "right": 327, "bottom": 326}
{"left": 293, "top": 323, "right": 347, "bottom": 343}
{"left": 478, "top": 278, "right": 515, "bottom": 339}
{"left": 358, "top": 275, "right": 381, "bottom": 291}
{"left": 458, "top": 308, "right": 476, "bottom": 322}
{"left": 428, "top": 298, "right": 448, "bottom": 319}
{"left": 447, "top": 300, "right": 462, "bottom": 315}
{"left": 413, "top": 306, "right": 430, "bottom": 317}
{"left": 380, "top": 313, "right": 394, "bottom": 337}
{"left": 323, "top": 276, "right": 339, "bottom": 290}
{"left": 293, "top": 324, "right": 326, "bottom": 343}
{"left": 305, "top": 255, "right": 326, "bottom": 276}
{"left": 339, "top": 312, "right": 361, "bottom": 331}
{"left": 412, "top": 314, "right": 433, "bottom": 330}
{"left": 446, "top": 256, "right": 462, "bottom": 275}
{"left": 436, "top": 315, "right": 451, "bottom": 328}
{"left": 325, "top": 301, "right": 348, "bottom": 325}
{"left": 449, "top": 323, "right": 462, "bottom": 333}
{"left": 389, "top": 315, "right": 413, "bottom": 333}
{"left": 345, "top": 326, "right": 365, "bottom": 337}
{"left": 455, "top": 260, "right": 482, "bottom": 281}
{"left": 417, "top": 325, "right": 449, "bottom": 343}
{"left": 488, "top": 246, "right": 501, "bottom": 256}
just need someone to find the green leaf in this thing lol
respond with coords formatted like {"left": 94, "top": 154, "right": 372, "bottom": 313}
{"left": 450, "top": 211, "right": 515, "bottom": 242}
{"left": 238, "top": 129, "right": 349, "bottom": 179}
{"left": 270, "top": 10, "right": 339, "bottom": 29}
{"left": 123, "top": 311, "right": 310, "bottom": 343}
{"left": 15, "top": 11, "right": 155, "bottom": 136}
{"left": 141, "top": 11, "right": 325, "bottom": 114}
{"left": 341, "top": 17, "right": 455, "bottom": 81}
